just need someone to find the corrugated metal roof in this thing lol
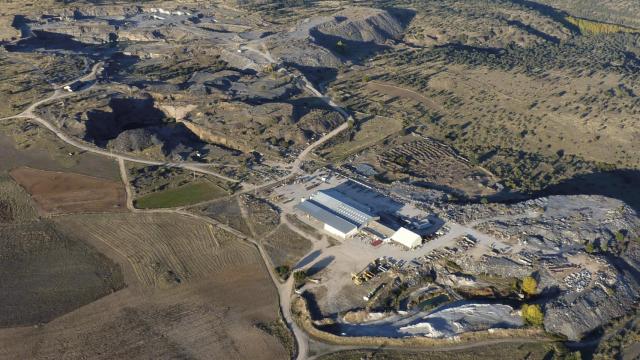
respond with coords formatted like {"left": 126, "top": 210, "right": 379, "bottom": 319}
{"left": 310, "top": 190, "right": 375, "bottom": 227}
{"left": 296, "top": 200, "right": 358, "bottom": 235}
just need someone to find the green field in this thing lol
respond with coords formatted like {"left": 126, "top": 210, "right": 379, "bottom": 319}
{"left": 134, "top": 181, "right": 228, "bottom": 209}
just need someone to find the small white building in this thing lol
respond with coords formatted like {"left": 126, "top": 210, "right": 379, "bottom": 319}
{"left": 391, "top": 227, "right": 422, "bottom": 249}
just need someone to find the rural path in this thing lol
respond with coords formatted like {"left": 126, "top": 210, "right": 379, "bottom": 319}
{"left": 306, "top": 336, "right": 555, "bottom": 360}
{"left": 118, "top": 158, "right": 136, "bottom": 212}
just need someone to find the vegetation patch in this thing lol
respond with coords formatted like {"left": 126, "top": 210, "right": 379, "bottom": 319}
{"left": 255, "top": 319, "right": 295, "bottom": 358}
{"left": 263, "top": 224, "right": 313, "bottom": 269}
{"left": 198, "top": 197, "right": 252, "bottom": 235}
{"left": 566, "top": 15, "right": 640, "bottom": 34}
{"left": 134, "top": 181, "right": 227, "bottom": 209}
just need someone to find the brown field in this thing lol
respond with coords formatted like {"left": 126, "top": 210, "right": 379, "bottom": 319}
{"left": 0, "top": 221, "right": 124, "bottom": 327}
{"left": 240, "top": 194, "right": 281, "bottom": 237}
{"left": 0, "top": 273, "right": 287, "bottom": 360}
{"left": 263, "top": 224, "right": 313, "bottom": 268}
{"left": 9, "top": 167, "right": 126, "bottom": 215}
{"left": 198, "top": 196, "right": 253, "bottom": 235}
{"left": 54, "top": 213, "right": 262, "bottom": 288}
{"left": 0, "top": 212, "right": 289, "bottom": 359}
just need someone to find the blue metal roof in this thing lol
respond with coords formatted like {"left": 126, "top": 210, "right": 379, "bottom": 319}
{"left": 295, "top": 199, "right": 359, "bottom": 235}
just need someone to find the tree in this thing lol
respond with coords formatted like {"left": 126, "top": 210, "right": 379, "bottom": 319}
{"left": 293, "top": 269, "right": 307, "bottom": 284}
{"left": 565, "top": 351, "right": 582, "bottom": 360}
{"left": 615, "top": 231, "right": 625, "bottom": 242}
{"left": 585, "top": 242, "right": 595, "bottom": 253}
{"left": 275, "top": 265, "right": 290, "bottom": 280}
{"left": 480, "top": 197, "right": 489, "bottom": 205}
{"left": 600, "top": 240, "right": 609, "bottom": 253}
{"left": 521, "top": 276, "right": 538, "bottom": 296}
{"left": 521, "top": 304, "right": 544, "bottom": 326}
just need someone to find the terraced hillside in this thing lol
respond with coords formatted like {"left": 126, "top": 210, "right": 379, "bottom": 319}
{"left": 55, "top": 213, "right": 261, "bottom": 287}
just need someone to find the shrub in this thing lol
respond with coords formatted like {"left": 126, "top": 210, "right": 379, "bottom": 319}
{"left": 522, "top": 304, "right": 544, "bottom": 326}
{"left": 293, "top": 269, "right": 307, "bottom": 284}
{"left": 521, "top": 276, "right": 538, "bottom": 296}
{"left": 275, "top": 265, "right": 291, "bottom": 280}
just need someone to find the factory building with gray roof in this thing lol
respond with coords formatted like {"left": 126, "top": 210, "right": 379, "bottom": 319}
{"left": 295, "top": 184, "right": 428, "bottom": 248}
{"left": 295, "top": 189, "right": 378, "bottom": 239}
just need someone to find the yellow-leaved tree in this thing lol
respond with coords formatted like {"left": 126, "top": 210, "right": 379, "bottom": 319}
{"left": 522, "top": 276, "right": 538, "bottom": 296}
{"left": 521, "top": 304, "right": 544, "bottom": 326}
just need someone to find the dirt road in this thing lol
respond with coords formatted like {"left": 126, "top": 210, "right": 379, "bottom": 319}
{"left": 306, "top": 336, "right": 555, "bottom": 360}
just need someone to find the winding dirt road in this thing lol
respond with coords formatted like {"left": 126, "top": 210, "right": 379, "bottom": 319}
{"left": 0, "top": 60, "right": 353, "bottom": 360}
{"left": 0, "top": 56, "right": 550, "bottom": 360}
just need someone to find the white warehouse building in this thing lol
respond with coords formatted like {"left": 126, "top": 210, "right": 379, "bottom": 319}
{"left": 295, "top": 188, "right": 425, "bottom": 248}
{"left": 295, "top": 189, "right": 378, "bottom": 239}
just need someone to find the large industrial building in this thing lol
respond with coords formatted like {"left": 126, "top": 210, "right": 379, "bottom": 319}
{"left": 295, "top": 186, "right": 427, "bottom": 248}
{"left": 296, "top": 189, "right": 378, "bottom": 238}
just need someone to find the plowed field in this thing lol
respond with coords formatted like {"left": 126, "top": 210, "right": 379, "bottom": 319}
{"left": 9, "top": 167, "right": 126, "bottom": 215}
{"left": 0, "top": 212, "right": 288, "bottom": 359}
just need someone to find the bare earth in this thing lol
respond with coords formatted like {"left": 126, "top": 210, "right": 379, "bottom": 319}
{"left": 9, "top": 167, "right": 126, "bottom": 215}
{"left": 0, "top": 212, "right": 288, "bottom": 360}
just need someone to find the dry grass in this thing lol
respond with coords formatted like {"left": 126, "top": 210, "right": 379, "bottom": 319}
{"left": 0, "top": 177, "right": 37, "bottom": 224}
{"left": 54, "top": 212, "right": 260, "bottom": 288}
{"left": 198, "top": 196, "right": 252, "bottom": 236}
{"left": 263, "top": 224, "right": 313, "bottom": 268}
{"left": 0, "top": 220, "right": 124, "bottom": 327}
{"left": 321, "top": 114, "right": 404, "bottom": 162}
{"left": 240, "top": 194, "right": 280, "bottom": 237}
{"left": 0, "top": 264, "right": 287, "bottom": 360}
{"left": 331, "top": 55, "right": 640, "bottom": 192}
{"left": 0, "top": 120, "right": 121, "bottom": 180}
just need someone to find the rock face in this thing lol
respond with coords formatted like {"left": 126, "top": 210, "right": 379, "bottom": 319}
{"left": 454, "top": 195, "right": 640, "bottom": 341}
{"left": 544, "top": 276, "right": 639, "bottom": 340}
